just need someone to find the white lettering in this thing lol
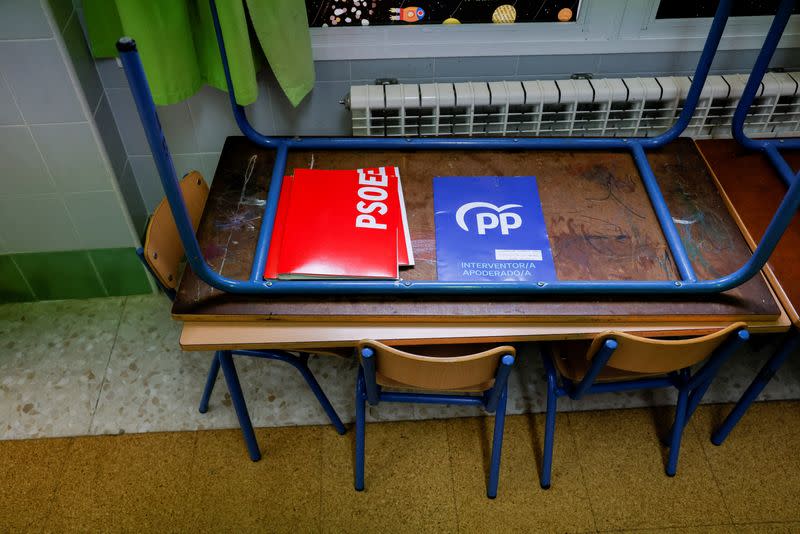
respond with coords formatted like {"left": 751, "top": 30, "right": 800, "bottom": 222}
{"left": 357, "top": 200, "right": 388, "bottom": 215}
{"left": 499, "top": 212, "right": 522, "bottom": 234}
{"left": 476, "top": 213, "right": 499, "bottom": 235}
{"left": 356, "top": 214, "right": 387, "bottom": 230}
{"left": 358, "top": 186, "right": 388, "bottom": 201}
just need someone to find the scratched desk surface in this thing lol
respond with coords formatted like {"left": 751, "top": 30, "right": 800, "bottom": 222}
{"left": 172, "top": 137, "right": 779, "bottom": 322}
{"left": 698, "top": 139, "right": 800, "bottom": 325}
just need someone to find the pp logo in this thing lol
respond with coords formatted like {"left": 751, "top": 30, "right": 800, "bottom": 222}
{"left": 455, "top": 202, "right": 523, "bottom": 235}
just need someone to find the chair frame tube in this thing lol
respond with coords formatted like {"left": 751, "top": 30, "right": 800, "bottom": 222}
{"left": 115, "top": 0, "right": 800, "bottom": 297}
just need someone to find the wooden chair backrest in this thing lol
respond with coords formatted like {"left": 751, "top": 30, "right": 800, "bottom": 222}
{"left": 586, "top": 322, "right": 747, "bottom": 374}
{"left": 143, "top": 171, "right": 209, "bottom": 290}
{"left": 358, "top": 340, "right": 515, "bottom": 391}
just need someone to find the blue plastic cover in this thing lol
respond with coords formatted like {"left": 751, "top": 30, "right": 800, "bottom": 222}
{"left": 433, "top": 176, "right": 557, "bottom": 282}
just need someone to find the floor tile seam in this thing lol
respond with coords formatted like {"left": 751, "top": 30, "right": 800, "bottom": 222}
{"left": 443, "top": 419, "right": 462, "bottom": 534}
{"left": 731, "top": 519, "right": 800, "bottom": 527}
{"left": 687, "top": 406, "right": 736, "bottom": 525}
{"left": 565, "top": 411, "right": 600, "bottom": 534}
{"left": 595, "top": 519, "right": 738, "bottom": 533}
{"left": 179, "top": 430, "right": 202, "bottom": 528}
{"left": 38, "top": 437, "right": 78, "bottom": 530}
{"left": 86, "top": 297, "right": 127, "bottom": 434}
{"left": 316, "top": 425, "right": 326, "bottom": 534}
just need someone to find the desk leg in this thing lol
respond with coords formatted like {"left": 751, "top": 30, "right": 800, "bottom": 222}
{"left": 712, "top": 330, "right": 800, "bottom": 446}
{"left": 219, "top": 350, "right": 262, "bottom": 461}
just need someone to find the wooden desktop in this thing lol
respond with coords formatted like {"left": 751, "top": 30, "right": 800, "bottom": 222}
{"left": 177, "top": 137, "right": 789, "bottom": 351}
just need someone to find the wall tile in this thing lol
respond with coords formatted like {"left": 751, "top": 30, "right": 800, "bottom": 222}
{"left": 0, "top": 195, "right": 79, "bottom": 252}
{"left": 94, "top": 95, "right": 126, "bottom": 178}
{"left": 518, "top": 54, "right": 600, "bottom": 78}
{"left": 47, "top": 0, "right": 74, "bottom": 32}
{"left": 0, "top": 40, "right": 84, "bottom": 124}
{"left": 772, "top": 48, "right": 800, "bottom": 70}
{"left": 187, "top": 86, "right": 241, "bottom": 152}
{"left": 0, "top": 74, "right": 23, "bottom": 126}
{"left": 710, "top": 49, "right": 759, "bottom": 74}
{"left": 0, "top": 255, "right": 35, "bottom": 303}
{"left": 0, "top": 126, "right": 54, "bottom": 195}
{"left": 268, "top": 80, "right": 351, "bottom": 136}
{"left": 63, "top": 191, "right": 135, "bottom": 249}
{"left": 89, "top": 248, "right": 152, "bottom": 296}
{"left": 157, "top": 101, "right": 199, "bottom": 154}
{"left": 172, "top": 154, "right": 203, "bottom": 181}
{"left": 106, "top": 87, "right": 150, "bottom": 156}
{"left": 200, "top": 153, "right": 221, "bottom": 184}
{"left": 434, "top": 56, "right": 518, "bottom": 78}
{"left": 314, "top": 60, "right": 350, "bottom": 81}
{"left": 351, "top": 58, "right": 434, "bottom": 82}
{"left": 31, "top": 123, "right": 112, "bottom": 193}
{"left": 95, "top": 58, "right": 128, "bottom": 89}
{"left": 106, "top": 88, "right": 198, "bottom": 156}
{"left": 117, "top": 161, "right": 148, "bottom": 237}
{"left": 598, "top": 52, "right": 699, "bottom": 78}
{"left": 0, "top": 0, "right": 52, "bottom": 39}
{"left": 13, "top": 250, "right": 106, "bottom": 300}
{"left": 62, "top": 13, "right": 102, "bottom": 112}
{"left": 244, "top": 76, "right": 277, "bottom": 135}
{"left": 128, "top": 155, "right": 163, "bottom": 213}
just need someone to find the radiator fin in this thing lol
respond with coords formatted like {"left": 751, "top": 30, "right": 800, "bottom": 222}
{"left": 350, "top": 73, "right": 800, "bottom": 139}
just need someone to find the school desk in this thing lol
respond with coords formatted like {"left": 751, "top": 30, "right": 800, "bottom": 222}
{"left": 174, "top": 136, "right": 789, "bottom": 351}
{"left": 696, "top": 139, "right": 800, "bottom": 443}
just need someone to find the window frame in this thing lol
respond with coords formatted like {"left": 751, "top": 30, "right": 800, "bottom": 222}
{"left": 309, "top": 0, "right": 800, "bottom": 61}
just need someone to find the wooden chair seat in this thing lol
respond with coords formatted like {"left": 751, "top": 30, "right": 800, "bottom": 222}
{"left": 375, "top": 372, "right": 493, "bottom": 393}
{"left": 549, "top": 341, "right": 659, "bottom": 383}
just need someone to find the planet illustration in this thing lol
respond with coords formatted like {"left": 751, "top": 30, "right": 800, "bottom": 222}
{"left": 557, "top": 7, "right": 573, "bottom": 21}
{"left": 443, "top": 17, "right": 461, "bottom": 24}
{"left": 492, "top": 4, "right": 517, "bottom": 24}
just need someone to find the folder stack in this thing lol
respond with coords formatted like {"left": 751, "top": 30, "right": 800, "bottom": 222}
{"left": 264, "top": 166, "right": 413, "bottom": 280}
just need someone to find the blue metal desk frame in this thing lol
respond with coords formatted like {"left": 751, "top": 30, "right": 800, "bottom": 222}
{"left": 116, "top": 0, "right": 800, "bottom": 297}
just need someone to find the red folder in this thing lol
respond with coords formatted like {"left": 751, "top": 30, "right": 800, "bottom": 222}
{"left": 274, "top": 168, "right": 400, "bottom": 279}
{"left": 263, "top": 176, "right": 293, "bottom": 280}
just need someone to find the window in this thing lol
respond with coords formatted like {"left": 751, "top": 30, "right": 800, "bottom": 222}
{"left": 306, "top": 0, "right": 581, "bottom": 27}
{"left": 656, "top": 1, "right": 800, "bottom": 19}
{"left": 308, "top": 0, "right": 800, "bottom": 61}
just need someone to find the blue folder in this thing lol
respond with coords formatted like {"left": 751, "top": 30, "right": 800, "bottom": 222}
{"left": 433, "top": 176, "right": 557, "bottom": 282}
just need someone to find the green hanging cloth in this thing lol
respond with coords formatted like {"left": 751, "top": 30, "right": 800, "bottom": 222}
{"left": 83, "top": 0, "right": 314, "bottom": 107}
{"left": 245, "top": 0, "right": 314, "bottom": 107}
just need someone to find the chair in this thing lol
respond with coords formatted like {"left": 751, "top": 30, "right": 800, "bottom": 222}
{"left": 539, "top": 323, "right": 749, "bottom": 488}
{"left": 137, "top": 171, "right": 345, "bottom": 461}
{"left": 354, "top": 340, "right": 515, "bottom": 498}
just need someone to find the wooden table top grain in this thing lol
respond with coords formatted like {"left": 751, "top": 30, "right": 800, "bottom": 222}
{"left": 172, "top": 136, "right": 781, "bottom": 324}
{"left": 697, "top": 139, "right": 800, "bottom": 326}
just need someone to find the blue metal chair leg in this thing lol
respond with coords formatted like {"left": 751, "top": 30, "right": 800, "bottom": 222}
{"left": 666, "top": 386, "right": 689, "bottom": 476}
{"left": 541, "top": 376, "right": 557, "bottom": 489}
{"left": 218, "top": 350, "right": 262, "bottom": 462}
{"left": 712, "top": 331, "right": 800, "bottom": 446}
{"left": 295, "top": 354, "right": 346, "bottom": 435}
{"left": 355, "top": 370, "right": 366, "bottom": 491}
{"left": 685, "top": 377, "right": 713, "bottom": 425}
{"left": 487, "top": 387, "right": 508, "bottom": 499}
{"left": 198, "top": 351, "right": 221, "bottom": 414}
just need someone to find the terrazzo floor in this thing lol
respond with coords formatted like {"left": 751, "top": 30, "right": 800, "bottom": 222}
{"left": 1, "top": 294, "right": 800, "bottom": 440}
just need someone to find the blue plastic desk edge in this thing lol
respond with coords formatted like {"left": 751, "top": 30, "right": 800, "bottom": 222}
{"left": 114, "top": 0, "right": 800, "bottom": 296}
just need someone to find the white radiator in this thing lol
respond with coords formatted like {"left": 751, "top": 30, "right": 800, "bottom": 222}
{"left": 349, "top": 73, "right": 800, "bottom": 139}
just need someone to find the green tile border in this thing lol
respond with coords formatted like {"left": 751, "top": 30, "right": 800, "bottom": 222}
{"left": 0, "top": 255, "right": 35, "bottom": 302}
{"left": 89, "top": 248, "right": 152, "bottom": 296}
{"left": 0, "top": 248, "right": 154, "bottom": 303}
